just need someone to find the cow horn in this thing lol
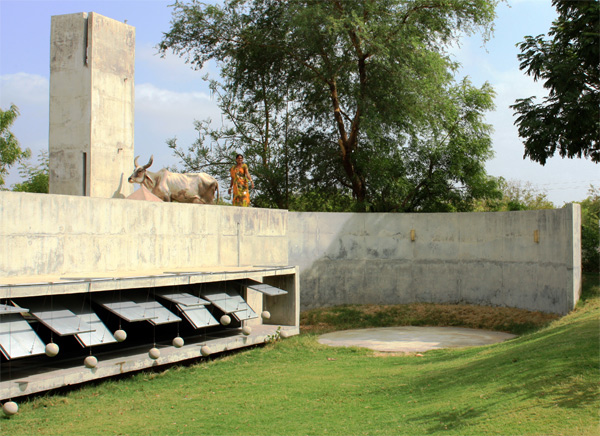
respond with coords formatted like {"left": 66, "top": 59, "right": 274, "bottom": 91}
{"left": 134, "top": 156, "right": 140, "bottom": 168}
{"left": 143, "top": 155, "right": 154, "bottom": 170}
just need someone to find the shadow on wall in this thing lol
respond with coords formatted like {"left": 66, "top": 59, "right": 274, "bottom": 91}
{"left": 112, "top": 174, "right": 125, "bottom": 199}
{"left": 289, "top": 207, "right": 580, "bottom": 315}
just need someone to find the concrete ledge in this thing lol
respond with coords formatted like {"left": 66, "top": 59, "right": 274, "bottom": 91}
{"left": 0, "top": 266, "right": 298, "bottom": 298}
{"left": 0, "top": 325, "right": 298, "bottom": 401}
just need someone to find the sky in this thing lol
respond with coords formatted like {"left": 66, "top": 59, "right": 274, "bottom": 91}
{"left": 1, "top": 0, "right": 598, "bottom": 205}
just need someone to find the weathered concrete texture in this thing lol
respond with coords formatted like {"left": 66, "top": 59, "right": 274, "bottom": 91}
{"left": 0, "top": 192, "right": 288, "bottom": 278}
{"left": 289, "top": 205, "right": 582, "bottom": 314}
{"left": 49, "top": 12, "right": 135, "bottom": 199}
{"left": 318, "top": 327, "right": 517, "bottom": 353}
{"left": 0, "top": 190, "right": 581, "bottom": 315}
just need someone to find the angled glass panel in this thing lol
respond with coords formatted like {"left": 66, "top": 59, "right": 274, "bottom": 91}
{"left": 74, "top": 310, "right": 118, "bottom": 347}
{"left": 26, "top": 303, "right": 94, "bottom": 336}
{"left": 0, "top": 304, "right": 29, "bottom": 316}
{"left": 202, "top": 291, "right": 241, "bottom": 313}
{"left": 203, "top": 296, "right": 240, "bottom": 313}
{"left": 156, "top": 291, "right": 210, "bottom": 307}
{"left": 231, "top": 306, "right": 258, "bottom": 321}
{"left": 200, "top": 291, "right": 230, "bottom": 301}
{"left": 177, "top": 304, "right": 219, "bottom": 329}
{"left": 94, "top": 297, "right": 157, "bottom": 323}
{"left": 240, "top": 279, "right": 288, "bottom": 296}
{"left": 202, "top": 290, "right": 257, "bottom": 319}
{"left": 138, "top": 301, "right": 182, "bottom": 325}
{"left": 0, "top": 314, "right": 46, "bottom": 359}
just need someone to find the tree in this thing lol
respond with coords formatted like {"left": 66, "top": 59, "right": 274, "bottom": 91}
{"left": 577, "top": 186, "right": 599, "bottom": 273}
{"left": 11, "top": 150, "right": 49, "bottom": 193}
{"left": 0, "top": 104, "right": 30, "bottom": 188}
{"left": 473, "top": 178, "right": 555, "bottom": 211}
{"left": 511, "top": 0, "right": 600, "bottom": 165}
{"left": 160, "top": 0, "right": 501, "bottom": 211}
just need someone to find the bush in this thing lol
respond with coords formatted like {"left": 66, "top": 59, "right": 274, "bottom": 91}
{"left": 578, "top": 187, "right": 600, "bottom": 273}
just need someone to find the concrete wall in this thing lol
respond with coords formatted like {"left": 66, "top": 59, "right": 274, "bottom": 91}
{"left": 49, "top": 13, "right": 135, "bottom": 199}
{"left": 288, "top": 204, "right": 581, "bottom": 314}
{"left": 0, "top": 191, "right": 581, "bottom": 314}
{"left": 0, "top": 192, "right": 288, "bottom": 278}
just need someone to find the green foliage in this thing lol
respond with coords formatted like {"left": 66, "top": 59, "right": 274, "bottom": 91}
{"left": 473, "top": 178, "right": 555, "bottom": 211}
{"left": 11, "top": 150, "right": 49, "bottom": 193}
{"left": 0, "top": 104, "right": 30, "bottom": 188}
{"left": 161, "top": 0, "right": 501, "bottom": 212}
{"left": 3, "top": 281, "right": 598, "bottom": 435}
{"left": 511, "top": 0, "right": 600, "bottom": 164}
{"left": 577, "top": 186, "right": 600, "bottom": 272}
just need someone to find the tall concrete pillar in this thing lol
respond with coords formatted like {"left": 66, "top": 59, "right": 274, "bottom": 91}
{"left": 49, "top": 12, "right": 135, "bottom": 198}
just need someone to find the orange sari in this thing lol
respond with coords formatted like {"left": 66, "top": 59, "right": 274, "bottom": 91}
{"left": 230, "top": 164, "right": 251, "bottom": 206}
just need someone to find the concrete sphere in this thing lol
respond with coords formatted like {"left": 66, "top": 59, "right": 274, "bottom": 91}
{"left": 261, "top": 311, "right": 271, "bottom": 320}
{"left": 84, "top": 355, "right": 98, "bottom": 368}
{"left": 280, "top": 330, "right": 291, "bottom": 339}
{"left": 113, "top": 329, "right": 127, "bottom": 342}
{"left": 2, "top": 401, "right": 18, "bottom": 416}
{"left": 220, "top": 315, "right": 231, "bottom": 326}
{"left": 45, "top": 342, "right": 59, "bottom": 357}
{"left": 200, "top": 345, "right": 212, "bottom": 357}
{"left": 241, "top": 326, "right": 252, "bottom": 336}
{"left": 149, "top": 347, "right": 160, "bottom": 360}
{"left": 172, "top": 337, "right": 184, "bottom": 348}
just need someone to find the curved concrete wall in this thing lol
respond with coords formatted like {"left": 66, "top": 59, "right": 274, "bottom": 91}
{"left": 288, "top": 205, "right": 581, "bottom": 315}
{"left": 0, "top": 192, "right": 581, "bottom": 314}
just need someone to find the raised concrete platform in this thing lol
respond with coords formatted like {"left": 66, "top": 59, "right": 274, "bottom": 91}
{"left": 0, "top": 266, "right": 298, "bottom": 298}
{"left": 1, "top": 266, "right": 300, "bottom": 401}
{"left": 1, "top": 324, "right": 298, "bottom": 401}
{"left": 318, "top": 327, "right": 517, "bottom": 353}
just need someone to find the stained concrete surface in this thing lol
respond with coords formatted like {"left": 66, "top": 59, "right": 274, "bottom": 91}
{"left": 318, "top": 326, "right": 517, "bottom": 353}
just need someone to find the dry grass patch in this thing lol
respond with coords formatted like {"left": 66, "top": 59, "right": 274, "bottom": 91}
{"left": 301, "top": 302, "right": 559, "bottom": 335}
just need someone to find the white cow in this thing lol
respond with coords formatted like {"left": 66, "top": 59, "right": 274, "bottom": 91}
{"left": 127, "top": 156, "right": 219, "bottom": 204}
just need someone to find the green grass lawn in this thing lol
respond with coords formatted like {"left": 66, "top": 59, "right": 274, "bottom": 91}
{"left": 2, "top": 276, "right": 598, "bottom": 435}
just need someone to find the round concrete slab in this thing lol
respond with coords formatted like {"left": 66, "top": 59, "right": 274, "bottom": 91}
{"left": 318, "top": 326, "right": 517, "bottom": 353}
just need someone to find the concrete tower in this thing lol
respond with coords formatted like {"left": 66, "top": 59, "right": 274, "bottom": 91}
{"left": 49, "top": 12, "right": 135, "bottom": 198}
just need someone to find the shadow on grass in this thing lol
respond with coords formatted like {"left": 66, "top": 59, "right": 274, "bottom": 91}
{"left": 401, "top": 312, "right": 598, "bottom": 433}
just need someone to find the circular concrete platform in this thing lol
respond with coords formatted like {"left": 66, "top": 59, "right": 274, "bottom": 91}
{"left": 318, "top": 326, "right": 517, "bottom": 353}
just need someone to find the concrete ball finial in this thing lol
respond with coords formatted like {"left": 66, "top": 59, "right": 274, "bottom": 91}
{"left": 220, "top": 315, "right": 231, "bottom": 326}
{"left": 45, "top": 342, "right": 59, "bottom": 357}
{"left": 114, "top": 329, "right": 127, "bottom": 342}
{"left": 200, "top": 345, "right": 212, "bottom": 357}
{"left": 280, "top": 330, "right": 291, "bottom": 339}
{"left": 172, "top": 337, "right": 184, "bottom": 348}
{"left": 242, "top": 326, "right": 252, "bottom": 336}
{"left": 84, "top": 355, "right": 98, "bottom": 368}
{"left": 2, "top": 401, "right": 18, "bottom": 416}
{"left": 149, "top": 347, "right": 160, "bottom": 360}
{"left": 261, "top": 311, "right": 271, "bottom": 320}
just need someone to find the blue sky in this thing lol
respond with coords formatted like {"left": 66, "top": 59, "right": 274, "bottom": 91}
{"left": 1, "top": 0, "right": 598, "bottom": 204}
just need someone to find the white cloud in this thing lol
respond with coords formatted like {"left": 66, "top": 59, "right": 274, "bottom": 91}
{"left": 133, "top": 82, "right": 223, "bottom": 167}
{"left": 0, "top": 71, "right": 225, "bottom": 184}
{"left": 1, "top": 73, "right": 49, "bottom": 106}
{"left": 136, "top": 82, "right": 211, "bottom": 105}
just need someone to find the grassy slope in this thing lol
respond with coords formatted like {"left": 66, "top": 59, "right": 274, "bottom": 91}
{"left": 2, "top": 276, "right": 598, "bottom": 435}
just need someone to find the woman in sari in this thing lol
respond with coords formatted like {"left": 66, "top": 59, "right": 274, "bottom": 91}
{"left": 229, "top": 154, "right": 254, "bottom": 207}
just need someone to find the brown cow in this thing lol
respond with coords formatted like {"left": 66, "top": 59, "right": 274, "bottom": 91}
{"left": 127, "top": 156, "right": 219, "bottom": 204}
